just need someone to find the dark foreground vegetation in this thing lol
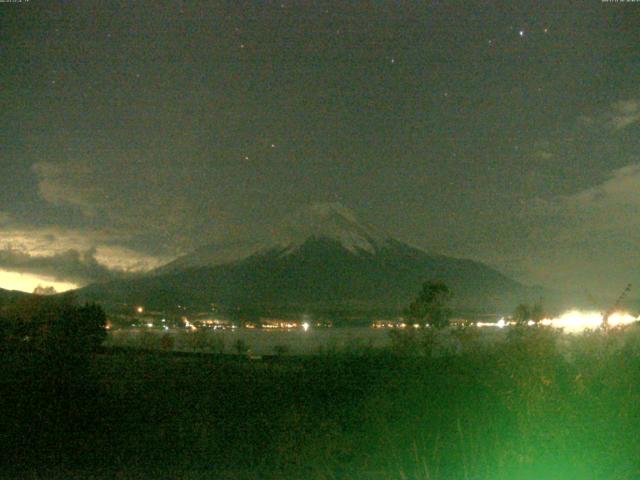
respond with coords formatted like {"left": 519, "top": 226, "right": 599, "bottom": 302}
{"left": 2, "top": 297, "right": 640, "bottom": 479}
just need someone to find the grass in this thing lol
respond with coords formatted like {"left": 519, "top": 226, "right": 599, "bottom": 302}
{"left": 2, "top": 325, "right": 640, "bottom": 479}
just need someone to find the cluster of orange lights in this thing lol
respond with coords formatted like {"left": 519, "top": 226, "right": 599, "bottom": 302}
{"left": 371, "top": 311, "right": 639, "bottom": 333}
{"left": 372, "top": 320, "right": 408, "bottom": 329}
{"left": 262, "top": 321, "right": 301, "bottom": 330}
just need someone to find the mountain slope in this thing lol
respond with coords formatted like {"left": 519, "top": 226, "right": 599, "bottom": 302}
{"left": 0, "top": 288, "right": 33, "bottom": 308}
{"left": 155, "top": 202, "right": 392, "bottom": 273}
{"left": 79, "top": 203, "right": 535, "bottom": 315}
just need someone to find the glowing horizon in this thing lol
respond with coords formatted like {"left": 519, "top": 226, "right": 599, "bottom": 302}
{"left": 477, "top": 310, "right": 639, "bottom": 333}
{"left": 0, "top": 269, "right": 79, "bottom": 294}
{"left": 540, "top": 310, "right": 639, "bottom": 333}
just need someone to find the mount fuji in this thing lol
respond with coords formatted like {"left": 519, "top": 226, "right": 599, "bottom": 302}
{"left": 156, "top": 202, "right": 394, "bottom": 274}
{"left": 78, "top": 203, "right": 534, "bottom": 316}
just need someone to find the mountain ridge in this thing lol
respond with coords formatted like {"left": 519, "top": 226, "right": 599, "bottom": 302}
{"left": 78, "top": 203, "right": 539, "bottom": 315}
{"left": 156, "top": 202, "right": 394, "bottom": 274}
{"left": 0, "top": 287, "right": 32, "bottom": 304}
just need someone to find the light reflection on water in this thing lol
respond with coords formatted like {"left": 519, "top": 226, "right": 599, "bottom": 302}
{"left": 106, "top": 313, "right": 640, "bottom": 356}
{"left": 106, "top": 326, "right": 504, "bottom": 356}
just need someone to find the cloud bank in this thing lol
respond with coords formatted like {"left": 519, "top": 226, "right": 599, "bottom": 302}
{"left": 31, "top": 159, "right": 229, "bottom": 255}
{"left": 495, "top": 162, "right": 640, "bottom": 296}
{"left": 0, "top": 247, "right": 129, "bottom": 285}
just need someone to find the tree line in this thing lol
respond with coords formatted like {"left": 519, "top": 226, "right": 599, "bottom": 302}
{"left": 0, "top": 293, "right": 107, "bottom": 355}
{"left": 404, "top": 280, "right": 545, "bottom": 328}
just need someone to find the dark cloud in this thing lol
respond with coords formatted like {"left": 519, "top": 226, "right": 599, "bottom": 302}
{"left": 0, "top": 220, "right": 171, "bottom": 279}
{"left": 608, "top": 99, "right": 640, "bottom": 131}
{"left": 31, "top": 161, "right": 101, "bottom": 217}
{"left": 31, "top": 159, "right": 233, "bottom": 255}
{"left": 0, "top": 247, "right": 131, "bottom": 285}
{"left": 575, "top": 98, "right": 640, "bottom": 133}
{"left": 463, "top": 162, "right": 640, "bottom": 295}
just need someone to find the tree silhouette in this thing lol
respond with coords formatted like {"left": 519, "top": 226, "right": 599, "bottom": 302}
{"left": 1, "top": 294, "right": 106, "bottom": 354}
{"left": 513, "top": 302, "right": 545, "bottom": 326}
{"left": 513, "top": 303, "right": 531, "bottom": 326}
{"left": 405, "top": 280, "right": 453, "bottom": 329}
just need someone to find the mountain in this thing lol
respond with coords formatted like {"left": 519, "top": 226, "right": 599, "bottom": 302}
{"left": 155, "top": 202, "right": 393, "bottom": 274}
{"left": 78, "top": 203, "right": 537, "bottom": 316}
{"left": 0, "top": 287, "right": 31, "bottom": 305}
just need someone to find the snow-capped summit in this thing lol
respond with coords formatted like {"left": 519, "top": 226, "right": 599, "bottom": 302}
{"left": 277, "top": 202, "right": 391, "bottom": 254}
{"left": 156, "top": 203, "right": 392, "bottom": 273}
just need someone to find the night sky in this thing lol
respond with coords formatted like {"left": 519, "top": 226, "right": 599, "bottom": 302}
{"left": 2, "top": 1, "right": 639, "bottom": 299}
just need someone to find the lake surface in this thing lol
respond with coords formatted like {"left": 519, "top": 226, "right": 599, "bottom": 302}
{"left": 106, "top": 326, "right": 507, "bottom": 355}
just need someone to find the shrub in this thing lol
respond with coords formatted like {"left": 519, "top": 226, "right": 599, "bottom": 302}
{"left": 234, "top": 338, "right": 249, "bottom": 355}
{"left": 159, "top": 333, "right": 176, "bottom": 351}
{"left": 273, "top": 344, "right": 290, "bottom": 356}
{"left": 0, "top": 294, "right": 107, "bottom": 355}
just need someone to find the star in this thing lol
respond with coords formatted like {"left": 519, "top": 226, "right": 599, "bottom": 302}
{"left": 519, "top": 30, "right": 525, "bottom": 37}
